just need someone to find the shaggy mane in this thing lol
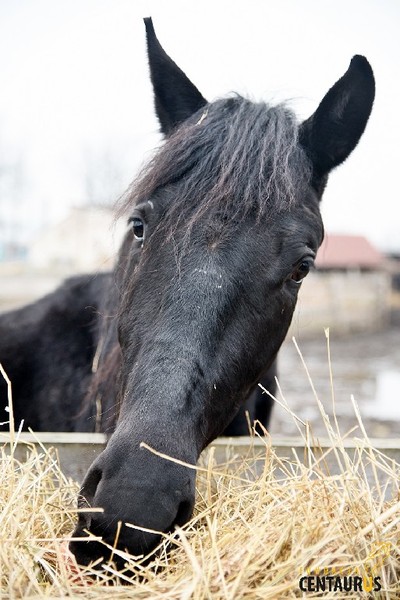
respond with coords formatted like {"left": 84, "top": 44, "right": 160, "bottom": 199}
{"left": 119, "top": 96, "right": 312, "bottom": 229}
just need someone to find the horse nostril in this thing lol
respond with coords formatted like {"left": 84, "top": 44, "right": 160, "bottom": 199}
{"left": 69, "top": 462, "right": 106, "bottom": 566}
{"left": 174, "top": 499, "right": 194, "bottom": 528}
{"left": 76, "top": 463, "right": 103, "bottom": 529}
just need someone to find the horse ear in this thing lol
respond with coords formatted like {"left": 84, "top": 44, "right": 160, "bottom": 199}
{"left": 300, "top": 55, "right": 375, "bottom": 188}
{"left": 144, "top": 17, "right": 207, "bottom": 135}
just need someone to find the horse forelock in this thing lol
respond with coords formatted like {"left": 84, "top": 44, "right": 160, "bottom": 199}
{"left": 118, "top": 96, "right": 312, "bottom": 231}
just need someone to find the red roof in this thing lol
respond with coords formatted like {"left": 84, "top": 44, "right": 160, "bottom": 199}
{"left": 316, "top": 234, "right": 384, "bottom": 270}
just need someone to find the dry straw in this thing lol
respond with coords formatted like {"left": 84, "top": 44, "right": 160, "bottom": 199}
{"left": 1, "top": 333, "right": 399, "bottom": 599}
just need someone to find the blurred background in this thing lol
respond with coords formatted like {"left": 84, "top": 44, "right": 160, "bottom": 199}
{"left": 1, "top": 0, "right": 399, "bottom": 436}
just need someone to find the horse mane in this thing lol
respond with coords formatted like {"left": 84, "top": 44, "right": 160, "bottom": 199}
{"left": 119, "top": 96, "right": 312, "bottom": 229}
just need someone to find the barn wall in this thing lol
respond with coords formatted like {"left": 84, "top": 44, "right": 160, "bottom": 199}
{"left": 28, "top": 207, "right": 124, "bottom": 272}
{"left": 289, "top": 270, "right": 391, "bottom": 337}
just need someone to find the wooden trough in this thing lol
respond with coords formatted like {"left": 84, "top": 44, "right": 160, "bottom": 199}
{"left": 2, "top": 432, "right": 400, "bottom": 484}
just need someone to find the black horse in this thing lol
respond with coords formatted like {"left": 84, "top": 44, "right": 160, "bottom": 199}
{"left": 0, "top": 19, "right": 374, "bottom": 567}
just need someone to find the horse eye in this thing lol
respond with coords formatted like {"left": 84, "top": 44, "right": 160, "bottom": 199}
{"left": 291, "top": 259, "right": 313, "bottom": 284}
{"left": 129, "top": 217, "right": 145, "bottom": 241}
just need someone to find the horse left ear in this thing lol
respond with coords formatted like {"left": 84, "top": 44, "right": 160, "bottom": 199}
{"left": 300, "top": 55, "right": 375, "bottom": 188}
{"left": 144, "top": 17, "right": 208, "bottom": 136}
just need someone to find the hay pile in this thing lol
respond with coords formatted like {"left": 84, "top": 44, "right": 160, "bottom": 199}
{"left": 1, "top": 346, "right": 400, "bottom": 599}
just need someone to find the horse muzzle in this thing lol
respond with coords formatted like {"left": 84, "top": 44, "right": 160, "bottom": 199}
{"left": 69, "top": 439, "right": 196, "bottom": 568}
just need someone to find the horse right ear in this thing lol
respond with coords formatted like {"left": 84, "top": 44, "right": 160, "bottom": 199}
{"left": 144, "top": 18, "right": 207, "bottom": 136}
{"left": 300, "top": 55, "right": 375, "bottom": 191}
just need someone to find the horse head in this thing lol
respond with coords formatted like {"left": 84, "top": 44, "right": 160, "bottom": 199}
{"left": 70, "top": 17, "right": 374, "bottom": 567}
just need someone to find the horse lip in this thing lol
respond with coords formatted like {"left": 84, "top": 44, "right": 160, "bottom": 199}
{"left": 68, "top": 537, "right": 107, "bottom": 569}
{"left": 69, "top": 520, "right": 164, "bottom": 568}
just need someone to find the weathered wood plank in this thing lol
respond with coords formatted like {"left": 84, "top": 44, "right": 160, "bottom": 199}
{"left": 1, "top": 432, "right": 399, "bottom": 484}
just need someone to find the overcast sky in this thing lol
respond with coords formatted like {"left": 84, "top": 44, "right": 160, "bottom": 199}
{"left": 0, "top": 0, "right": 399, "bottom": 251}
